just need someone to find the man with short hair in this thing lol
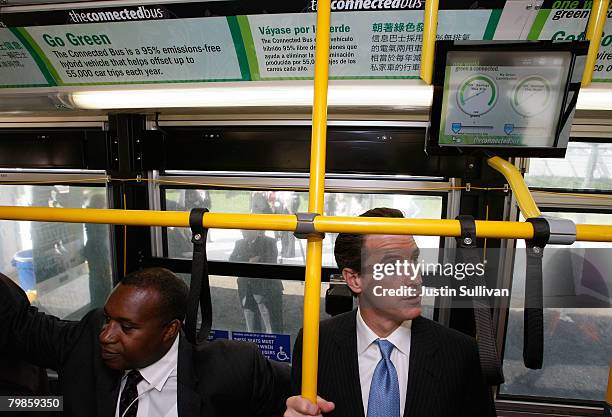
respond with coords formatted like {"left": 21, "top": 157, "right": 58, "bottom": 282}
{"left": 0, "top": 267, "right": 290, "bottom": 417}
{"left": 285, "top": 207, "right": 496, "bottom": 417}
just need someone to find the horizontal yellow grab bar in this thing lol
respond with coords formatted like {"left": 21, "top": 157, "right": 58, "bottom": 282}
{"left": 576, "top": 224, "right": 612, "bottom": 243}
{"left": 0, "top": 206, "right": 611, "bottom": 242}
{"left": 0, "top": 206, "right": 297, "bottom": 230}
{"left": 316, "top": 216, "right": 525, "bottom": 238}
{"left": 317, "top": 216, "right": 612, "bottom": 242}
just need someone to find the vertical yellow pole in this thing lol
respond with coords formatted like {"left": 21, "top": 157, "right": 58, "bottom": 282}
{"left": 585, "top": 1, "right": 598, "bottom": 39}
{"left": 301, "top": 0, "right": 331, "bottom": 403}
{"left": 582, "top": 0, "right": 610, "bottom": 86}
{"left": 419, "top": 0, "right": 440, "bottom": 85}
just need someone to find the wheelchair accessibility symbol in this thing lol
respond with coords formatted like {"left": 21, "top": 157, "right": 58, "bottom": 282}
{"left": 276, "top": 346, "right": 289, "bottom": 361}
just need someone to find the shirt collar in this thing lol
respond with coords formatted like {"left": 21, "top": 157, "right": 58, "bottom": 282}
{"left": 133, "top": 335, "right": 179, "bottom": 392}
{"left": 356, "top": 307, "right": 412, "bottom": 356}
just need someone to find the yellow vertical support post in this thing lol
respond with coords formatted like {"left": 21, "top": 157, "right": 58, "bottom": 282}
{"left": 419, "top": 0, "right": 440, "bottom": 85}
{"left": 301, "top": 0, "right": 331, "bottom": 404}
{"left": 582, "top": 0, "right": 610, "bottom": 86}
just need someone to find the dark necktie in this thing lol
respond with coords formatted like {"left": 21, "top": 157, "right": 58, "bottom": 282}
{"left": 119, "top": 370, "right": 143, "bottom": 417}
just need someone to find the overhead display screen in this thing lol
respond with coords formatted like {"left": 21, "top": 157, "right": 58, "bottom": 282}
{"left": 439, "top": 50, "right": 571, "bottom": 148}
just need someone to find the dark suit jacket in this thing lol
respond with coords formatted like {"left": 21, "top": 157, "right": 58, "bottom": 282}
{"left": 230, "top": 235, "right": 283, "bottom": 302}
{"left": 0, "top": 275, "right": 49, "bottom": 397}
{"left": 0, "top": 274, "right": 290, "bottom": 417}
{"left": 0, "top": 276, "right": 51, "bottom": 417}
{"left": 291, "top": 310, "right": 496, "bottom": 417}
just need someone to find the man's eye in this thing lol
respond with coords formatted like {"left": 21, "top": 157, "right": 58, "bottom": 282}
{"left": 121, "top": 325, "right": 133, "bottom": 332}
{"left": 104, "top": 315, "right": 111, "bottom": 324}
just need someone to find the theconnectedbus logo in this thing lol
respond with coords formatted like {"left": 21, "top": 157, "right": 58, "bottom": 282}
{"left": 309, "top": 0, "right": 423, "bottom": 11}
{"left": 68, "top": 6, "right": 166, "bottom": 24}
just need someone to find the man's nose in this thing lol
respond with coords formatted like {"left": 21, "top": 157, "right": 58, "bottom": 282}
{"left": 99, "top": 321, "right": 119, "bottom": 345}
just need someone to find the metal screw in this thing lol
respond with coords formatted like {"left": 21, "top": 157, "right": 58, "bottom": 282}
{"left": 194, "top": 234, "right": 202, "bottom": 241}
{"left": 533, "top": 247, "right": 541, "bottom": 254}
{"left": 468, "top": 163, "right": 474, "bottom": 169}
{"left": 464, "top": 237, "right": 473, "bottom": 245}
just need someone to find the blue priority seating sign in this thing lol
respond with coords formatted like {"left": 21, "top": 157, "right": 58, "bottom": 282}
{"left": 208, "top": 329, "right": 291, "bottom": 363}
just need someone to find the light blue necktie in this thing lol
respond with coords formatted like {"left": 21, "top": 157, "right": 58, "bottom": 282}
{"left": 366, "top": 339, "right": 400, "bottom": 417}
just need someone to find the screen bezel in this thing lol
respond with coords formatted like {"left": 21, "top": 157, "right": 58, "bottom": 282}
{"left": 427, "top": 40, "right": 588, "bottom": 158}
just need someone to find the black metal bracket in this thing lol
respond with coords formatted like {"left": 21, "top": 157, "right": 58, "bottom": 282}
{"left": 525, "top": 217, "right": 551, "bottom": 249}
{"left": 456, "top": 215, "right": 477, "bottom": 249}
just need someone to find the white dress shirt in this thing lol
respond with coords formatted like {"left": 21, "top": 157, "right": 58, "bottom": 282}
{"left": 356, "top": 308, "right": 411, "bottom": 417}
{"left": 115, "top": 336, "right": 179, "bottom": 417}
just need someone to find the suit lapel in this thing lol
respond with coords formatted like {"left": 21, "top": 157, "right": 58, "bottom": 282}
{"left": 331, "top": 311, "right": 366, "bottom": 417}
{"left": 177, "top": 337, "right": 203, "bottom": 417}
{"left": 404, "top": 317, "right": 440, "bottom": 417}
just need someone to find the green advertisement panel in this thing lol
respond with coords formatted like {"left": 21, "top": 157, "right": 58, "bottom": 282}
{"left": 528, "top": 6, "right": 612, "bottom": 82}
{"left": 0, "top": 28, "right": 52, "bottom": 87}
{"left": 2, "top": 2, "right": 612, "bottom": 88}
{"left": 21, "top": 18, "right": 244, "bottom": 86}
{"left": 0, "top": 8, "right": 499, "bottom": 87}
{"left": 241, "top": 9, "right": 494, "bottom": 80}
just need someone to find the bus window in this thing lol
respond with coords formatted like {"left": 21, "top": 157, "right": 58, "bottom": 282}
{"left": 0, "top": 183, "right": 112, "bottom": 319}
{"left": 177, "top": 274, "right": 331, "bottom": 351}
{"left": 502, "top": 211, "right": 612, "bottom": 401}
{"left": 163, "top": 189, "right": 443, "bottom": 267}
{"left": 525, "top": 142, "right": 612, "bottom": 191}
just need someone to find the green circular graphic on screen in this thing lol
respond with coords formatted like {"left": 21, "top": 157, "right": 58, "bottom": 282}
{"left": 456, "top": 75, "right": 498, "bottom": 116}
{"left": 512, "top": 75, "right": 552, "bottom": 117}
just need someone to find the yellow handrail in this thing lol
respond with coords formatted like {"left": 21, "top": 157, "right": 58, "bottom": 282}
{"left": 488, "top": 156, "right": 541, "bottom": 219}
{"left": 1, "top": 206, "right": 611, "bottom": 242}
{"left": 302, "top": 0, "right": 331, "bottom": 403}
{"left": 420, "top": 0, "right": 440, "bottom": 85}
{"left": 582, "top": 0, "right": 610, "bottom": 86}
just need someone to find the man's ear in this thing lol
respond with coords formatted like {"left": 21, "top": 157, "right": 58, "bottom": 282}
{"left": 342, "top": 268, "right": 362, "bottom": 295}
{"left": 163, "top": 319, "right": 181, "bottom": 342}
